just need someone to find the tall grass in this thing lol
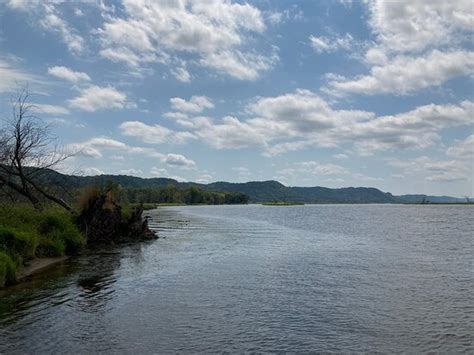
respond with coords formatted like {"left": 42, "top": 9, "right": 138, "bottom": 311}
{"left": 0, "top": 204, "right": 85, "bottom": 288}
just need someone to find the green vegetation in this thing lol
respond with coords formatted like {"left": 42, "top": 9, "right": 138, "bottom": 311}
{"left": 262, "top": 201, "right": 305, "bottom": 206}
{"left": 0, "top": 205, "right": 85, "bottom": 288}
{"left": 124, "top": 185, "right": 248, "bottom": 205}
{"left": 24, "top": 169, "right": 472, "bottom": 204}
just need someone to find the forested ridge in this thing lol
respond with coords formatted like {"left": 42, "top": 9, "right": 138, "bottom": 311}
{"left": 3, "top": 168, "right": 465, "bottom": 204}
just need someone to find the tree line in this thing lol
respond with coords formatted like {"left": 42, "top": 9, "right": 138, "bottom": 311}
{"left": 123, "top": 185, "right": 248, "bottom": 205}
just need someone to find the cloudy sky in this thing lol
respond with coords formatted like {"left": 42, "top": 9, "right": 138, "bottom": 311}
{"left": 0, "top": 0, "right": 472, "bottom": 196}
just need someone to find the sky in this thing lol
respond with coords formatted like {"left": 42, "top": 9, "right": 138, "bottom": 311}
{"left": 0, "top": 0, "right": 473, "bottom": 197}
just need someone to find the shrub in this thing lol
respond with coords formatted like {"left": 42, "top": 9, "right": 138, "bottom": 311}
{"left": 36, "top": 234, "right": 66, "bottom": 257}
{"left": 37, "top": 212, "right": 85, "bottom": 256}
{"left": 0, "top": 252, "right": 17, "bottom": 288}
{"left": 0, "top": 227, "right": 38, "bottom": 261}
{"left": 0, "top": 204, "right": 85, "bottom": 260}
{"left": 0, "top": 205, "right": 86, "bottom": 288}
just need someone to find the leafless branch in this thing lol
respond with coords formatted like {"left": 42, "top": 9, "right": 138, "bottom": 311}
{"left": 0, "top": 85, "right": 74, "bottom": 211}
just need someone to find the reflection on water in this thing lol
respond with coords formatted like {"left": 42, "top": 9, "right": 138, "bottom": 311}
{"left": 75, "top": 252, "right": 120, "bottom": 314}
{"left": 0, "top": 205, "right": 473, "bottom": 353}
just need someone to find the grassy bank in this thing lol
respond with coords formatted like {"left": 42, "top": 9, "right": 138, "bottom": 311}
{"left": 0, "top": 205, "right": 85, "bottom": 288}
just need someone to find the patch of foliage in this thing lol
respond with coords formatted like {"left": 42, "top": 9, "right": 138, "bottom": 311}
{"left": 125, "top": 185, "right": 249, "bottom": 205}
{"left": 0, "top": 252, "right": 17, "bottom": 288}
{"left": 0, "top": 204, "right": 85, "bottom": 287}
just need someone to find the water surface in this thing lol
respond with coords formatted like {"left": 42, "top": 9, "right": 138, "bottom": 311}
{"left": 0, "top": 204, "right": 472, "bottom": 352}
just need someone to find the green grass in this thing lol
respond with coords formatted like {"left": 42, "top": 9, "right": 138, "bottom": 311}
{"left": 0, "top": 204, "right": 85, "bottom": 287}
{"left": 0, "top": 252, "right": 17, "bottom": 288}
{"left": 262, "top": 201, "right": 305, "bottom": 206}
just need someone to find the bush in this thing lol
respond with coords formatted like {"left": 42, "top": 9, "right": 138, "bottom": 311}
{"left": 0, "top": 251, "right": 17, "bottom": 288}
{"left": 37, "top": 212, "right": 85, "bottom": 256}
{"left": 36, "top": 234, "right": 66, "bottom": 257}
{"left": 0, "top": 204, "right": 85, "bottom": 260}
{"left": 0, "top": 227, "right": 38, "bottom": 261}
{"left": 0, "top": 205, "right": 87, "bottom": 288}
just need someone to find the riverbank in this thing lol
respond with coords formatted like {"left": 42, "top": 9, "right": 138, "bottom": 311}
{"left": 0, "top": 205, "right": 85, "bottom": 289}
{"left": 16, "top": 256, "right": 69, "bottom": 281}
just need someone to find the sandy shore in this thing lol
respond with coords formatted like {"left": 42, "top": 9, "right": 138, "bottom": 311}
{"left": 16, "top": 256, "right": 70, "bottom": 281}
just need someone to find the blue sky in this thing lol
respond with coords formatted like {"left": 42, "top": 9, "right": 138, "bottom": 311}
{"left": 0, "top": 0, "right": 472, "bottom": 196}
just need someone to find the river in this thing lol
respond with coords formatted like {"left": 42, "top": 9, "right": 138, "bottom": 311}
{"left": 0, "top": 204, "right": 472, "bottom": 352}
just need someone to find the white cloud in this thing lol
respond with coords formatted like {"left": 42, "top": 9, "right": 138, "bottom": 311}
{"left": 119, "top": 121, "right": 195, "bottom": 145}
{"left": 263, "top": 141, "right": 312, "bottom": 157}
{"left": 0, "top": 58, "right": 37, "bottom": 93}
{"left": 248, "top": 92, "right": 472, "bottom": 155}
{"left": 68, "top": 137, "right": 165, "bottom": 160}
{"left": 48, "top": 66, "right": 91, "bottom": 82}
{"left": 119, "top": 168, "right": 143, "bottom": 176}
{"left": 267, "top": 12, "right": 283, "bottom": 25}
{"left": 170, "top": 96, "right": 214, "bottom": 113}
{"left": 41, "top": 4, "right": 85, "bottom": 54}
{"left": 309, "top": 33, "right": 353, "bottom": 54}
{"left": 47, "top": 118, "right": 67, "bottom": 125}
{"left": 68, "top": 137, "right": 196, "bottom": 173}
{"left": 367, "top": 0, "right": 473, "bottom": 54}
{"left": 68, "top": 85, "right": 133, "bottom": 112}
{"left": 196, "top": 174, "right": 213, "bottom": 184}
{"left": 387, "top": 154, "right": 473, "bottom": 184}
{"left": 86, "top": 138, "right": 128, "bottom": 149}
{"left": 170, "top": 175, "right": 188, "bottom": 182}
{"left": 7, "top": 1, "right": 85, "bottom": 54}
{"left": 67, "top": 137, "right": 127, "bottom": 158}
{"left": 82, "top": 167, "right": 104, "bottom": 176}
{"left": 323, "top": 1, "right": 474, "bottom": 97}
{"left": 194, "top": 116, "right": 267, "bottom": 149}
{"left": 119, "top": 121, "right": 171, "bottom": 144}
{"left": 150, "top": 167, "right": 169, "bottom": 177}
{"left": 199, "top": 49, "right": 278, "bottom": 80}
{"left": 296, "top": 161, "right": 349, "bottom": 176}
{"left": 327, "top": 50, "right": 474, "bottom": 96}
{"left": 117, "top": 89, "right": 473, "bottom": 159}
{"left": 265, "top": 6, "right": 304, "bottom": 25}
{"left": 163, "top": 112, "right": 189, "bottom": 121}
{"left": 242, "top": 89, "right": 374, "bottom": 154}
{"left": 6, "top": 0, "right": 39, "bottom": 9}
{"left": 171, "top": 67, "right": 191, "bottom": 83}
{"left": 446, "top": 135, "right": 474, "bottom": 160}
{"left": 364, "top": 47, "right": 388, "bottom": 65}
{"left": 334, "top": 153, "right": 349, "bottom": 160}
{"left": 31, "top": 103, "right": 70, "bottom": 115}
{"left": 163, "top": 153, "right": 195, "bottom": 169}
{"left": 348, "top": 100, "right": 474, "bottom": 155}
{"left": 97, "top": 0, "right": 275, "bottom": 80}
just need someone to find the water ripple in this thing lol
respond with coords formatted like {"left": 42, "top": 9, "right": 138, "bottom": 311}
{"left": 0, "top": 204, "right": 473, "bottom": 353}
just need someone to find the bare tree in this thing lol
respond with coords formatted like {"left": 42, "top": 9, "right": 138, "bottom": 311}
{"left": 0, "top": 86, "right": 73, "bottom": 211}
